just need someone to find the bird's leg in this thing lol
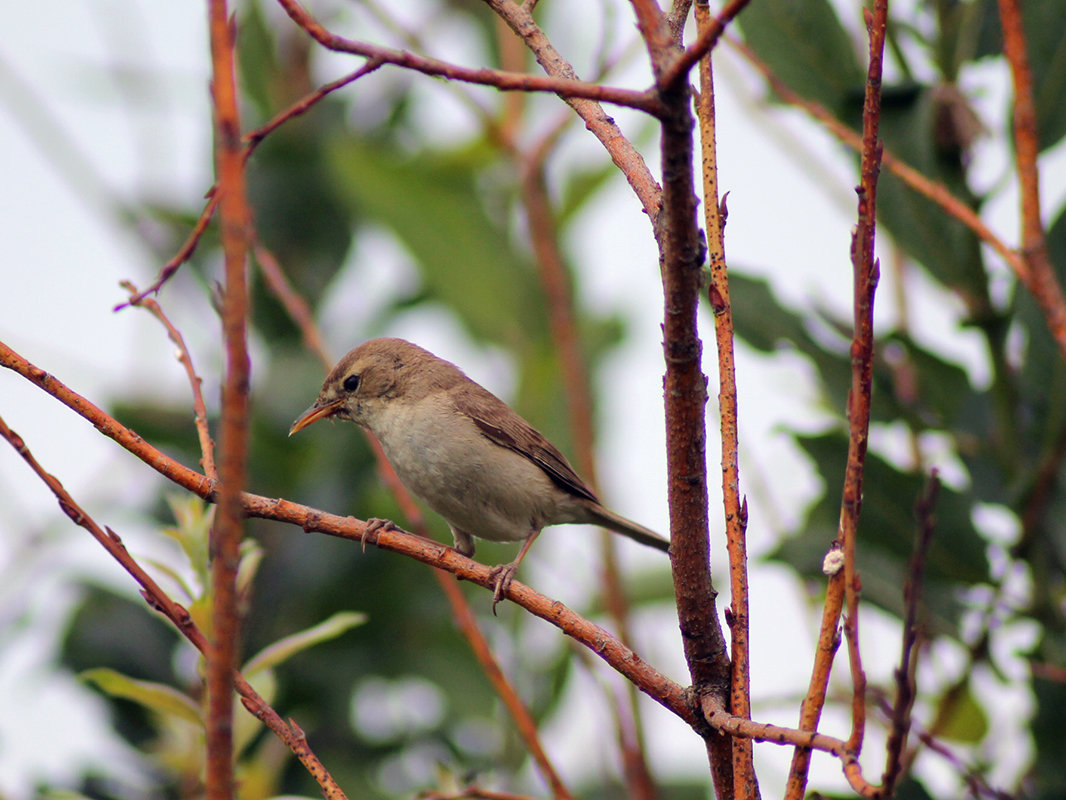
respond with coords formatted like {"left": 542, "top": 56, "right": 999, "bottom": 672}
{"left": 451, "top": 528, "right": 476, "bottom": 557}
{"left": 489, "top": 529, "right": 540, "bottom": 614}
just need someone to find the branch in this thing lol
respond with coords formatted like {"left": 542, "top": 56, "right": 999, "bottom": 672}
{"left": 784, "top": 561, "right": 845, "bottom": 800}
{"left": 700, "top": 696, "right": 882, "bottom": 799}
{"left": 251, "top": 240, "right": 333, "bottom": 373}
{"left": 694, "top": 3, "right": 755, "bottom": 796}
{"left": 120, "top": 282, "right": 218, "bottom": 482}
{"left": 117, "top": 61, "right": 383, "bottom": 309}
{"left": 659, "top": 0, "right": 752, "bottom": 90}
{"left": 113, "top": 192, "right": 220, "bottom": 310}
{"left": 435, "top": 572, "right": 575, "bottom": 800}
{"left": 840, "top": 1, "right": 889, "bottom": 758}
{"left": 881, "top": 471, "right": 939, "bottom": 794}
{"left": 654, "top": 28, "right": 736, "bottom": 799}
{"left": 274, "top": 0, "right": 662, "bottom": 115}
{"left": 516, "top": 155, "right": 655, "bottom": 799}
{"left": 785, "top": 3, "right": 889, "bottom": 795}
{"left": 482, "top": 0, "right": 664, "bottom": 228}
{"left": 206, "top": 1, "right": 252, "bottom": 794}
{"left": 997, "top": 0, "right": 1066, "bottom": 362}
{"left": 0, "top": 414, "right": 348, "bottom": 800}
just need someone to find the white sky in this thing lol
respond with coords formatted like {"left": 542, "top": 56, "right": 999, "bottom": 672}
{"left": 1, "top": 0, "right": 1062, "bottom": 797}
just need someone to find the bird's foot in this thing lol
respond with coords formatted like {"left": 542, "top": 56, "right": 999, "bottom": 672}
{"left": 362, "top": 517, "right": 397, "bottom": 552}
{"left": 488, "top": 562, "right": 519, "bottom": 615}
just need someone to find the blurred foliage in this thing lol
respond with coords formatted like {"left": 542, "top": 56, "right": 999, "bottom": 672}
{"left": 42, "top": 0, "right": 1066, "bottom": 798}
{"left": 736, "top": 0, "right": 1066, "bottom": 796}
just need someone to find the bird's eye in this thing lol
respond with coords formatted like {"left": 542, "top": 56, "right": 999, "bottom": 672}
{"left": 343, "top": 374, "right": 360, "bottom": 393}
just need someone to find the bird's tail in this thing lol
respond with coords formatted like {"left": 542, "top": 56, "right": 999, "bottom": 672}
{"left": 587, "top": 506, "right": 670, "bottom": 553}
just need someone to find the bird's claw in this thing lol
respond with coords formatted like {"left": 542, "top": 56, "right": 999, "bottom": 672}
{"left": 362, "top": 517, "right": 397, "bottom": 553}
{"left": 488, "top": 562, "right": 518, "bottom": 615}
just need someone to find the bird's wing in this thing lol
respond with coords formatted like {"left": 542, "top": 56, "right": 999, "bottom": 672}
{"left": 452, "top": 386, "right": 599, "bottom": 504}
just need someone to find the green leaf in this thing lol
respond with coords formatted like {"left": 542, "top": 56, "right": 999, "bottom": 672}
{"left": 162, "top": 495, "right": 213, "bottom": 588}
{"left": 737, "top": 0, "right": 864, "bottom": 113}
{"left": 871, "top": 333, "right": 978, "bottom": 431}
{"left": 937, "top": 681, "right": 990, "bottom": 743}
{"left": 326, "top": 137, "right": 542, "bottom": 346}
{"left": 728, "top": 272, "right": 812, "bottom": 353}
{"left": 236, "top": 0, "right": 279, "bottom": 118}
{"left": 874, "top": 86, "right": 985, "bottom": 292}
{"left": 242, "top": 611, "right": 368, "bottom": 679}
{"left": 79, "top": 668, "right": 201, "bottom": 726}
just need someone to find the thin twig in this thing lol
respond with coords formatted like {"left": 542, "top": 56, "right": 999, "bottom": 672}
{"left": 206, "top": 0, "right": 252, "bottom": 794}
{"left": 436, "top": 572, "right": 575, "bottom": 799}
{"left": 784, "top": 4, "right": 889, "bottom": 797}
{"left": 274, "top": 0, "right": 663, "bottom": 115}
{"left": 839, "top": 2, "right": 889, "bottom": 758}
{"left": 251, "top": 240, "right": 332, "bottom": 373}
{"left": 120, "top": 281, "right": 218, "bottom": 483}
{"left": 482, "top": 0, "right": 664, "bottom": 229}
{"left": 881, "top": 471, "right": 939, "bottom": 794}
{"left": 244, "top": 61, "right": 384, "bottom": 151}
{"left": 694, "top": 4, "right": 754, "bottom": 797}
{"left": 700, "top": 695, "right": 882, "bottom": 798}
{"left": 114, "top": 192, "right": 220, "bottom": 310}
{"left": 997, "top": 0, "right": 1066, "bottom": 362}
{"left": 0, "top": 414, "right": 348, "bottom": 800}
{"left": 784, "top": 569, "right": 845, "bottom": 800}
{"left": 118, "top": 60, "right": 385, "bottom": 310}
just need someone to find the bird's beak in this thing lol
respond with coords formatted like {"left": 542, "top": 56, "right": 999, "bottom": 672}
{"left": 288, "top": 399, "right": 342, "bottom": 436}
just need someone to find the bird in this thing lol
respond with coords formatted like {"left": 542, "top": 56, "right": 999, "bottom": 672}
{"left": 289, "top": 337, "right": 669, "bottom": 609}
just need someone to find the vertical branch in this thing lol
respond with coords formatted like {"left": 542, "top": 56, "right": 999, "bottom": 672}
{"left": 842, "top": 0, "right": 888, "bottom": 756}
{"left": 206, "top": 1, "right": 252, "bottom": 797}
{"left": 658, "top": 64, "right": 734, "bottom": 800}
{"left": 882, "top": 472, "right": 939, "bottom": 794}
{"left": 694, "top": 3, "right": 754, "bottom": 797}
{"left": 997, "top": 0, "right": 1066, "bottom": 362}
{"left": 784, "top": 570, "right": 846, "bottom": 800}
{"left": 785, "top": 2, "right": 888, "bottom": 795}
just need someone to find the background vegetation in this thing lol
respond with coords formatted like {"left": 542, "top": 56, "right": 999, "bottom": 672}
{"left": 1, "top": 0, "right": 1065, "bottom": 798}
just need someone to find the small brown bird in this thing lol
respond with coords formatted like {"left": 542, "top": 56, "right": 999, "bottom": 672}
{"left": 289, "top": 338, "right": 669, "bottom": 607}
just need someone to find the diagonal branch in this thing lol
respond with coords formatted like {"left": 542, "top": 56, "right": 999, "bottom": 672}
{"left": 275, "top": 0, "right": 662, "bottom": 115}
{"left": 729, "top": 37, "right": 1031, "bottom": 288}
{"left": 120, "top": 282, "right": 218, "bottom": 483}
{"left": 659, "top": 0, "right": 752, "bottom": 90}
{"left": 0, "top": 414, "right": 348, "bottom": 800}
{"left": 482, "top": 0, "right": 664, "bottom": 230}
{"left": 997, "top": 0, "right": 1066, "bottom": 363}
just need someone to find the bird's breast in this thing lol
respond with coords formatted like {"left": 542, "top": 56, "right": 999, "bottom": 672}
{"left": 367, "top": 396, "right": 571, "bottom": 542}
